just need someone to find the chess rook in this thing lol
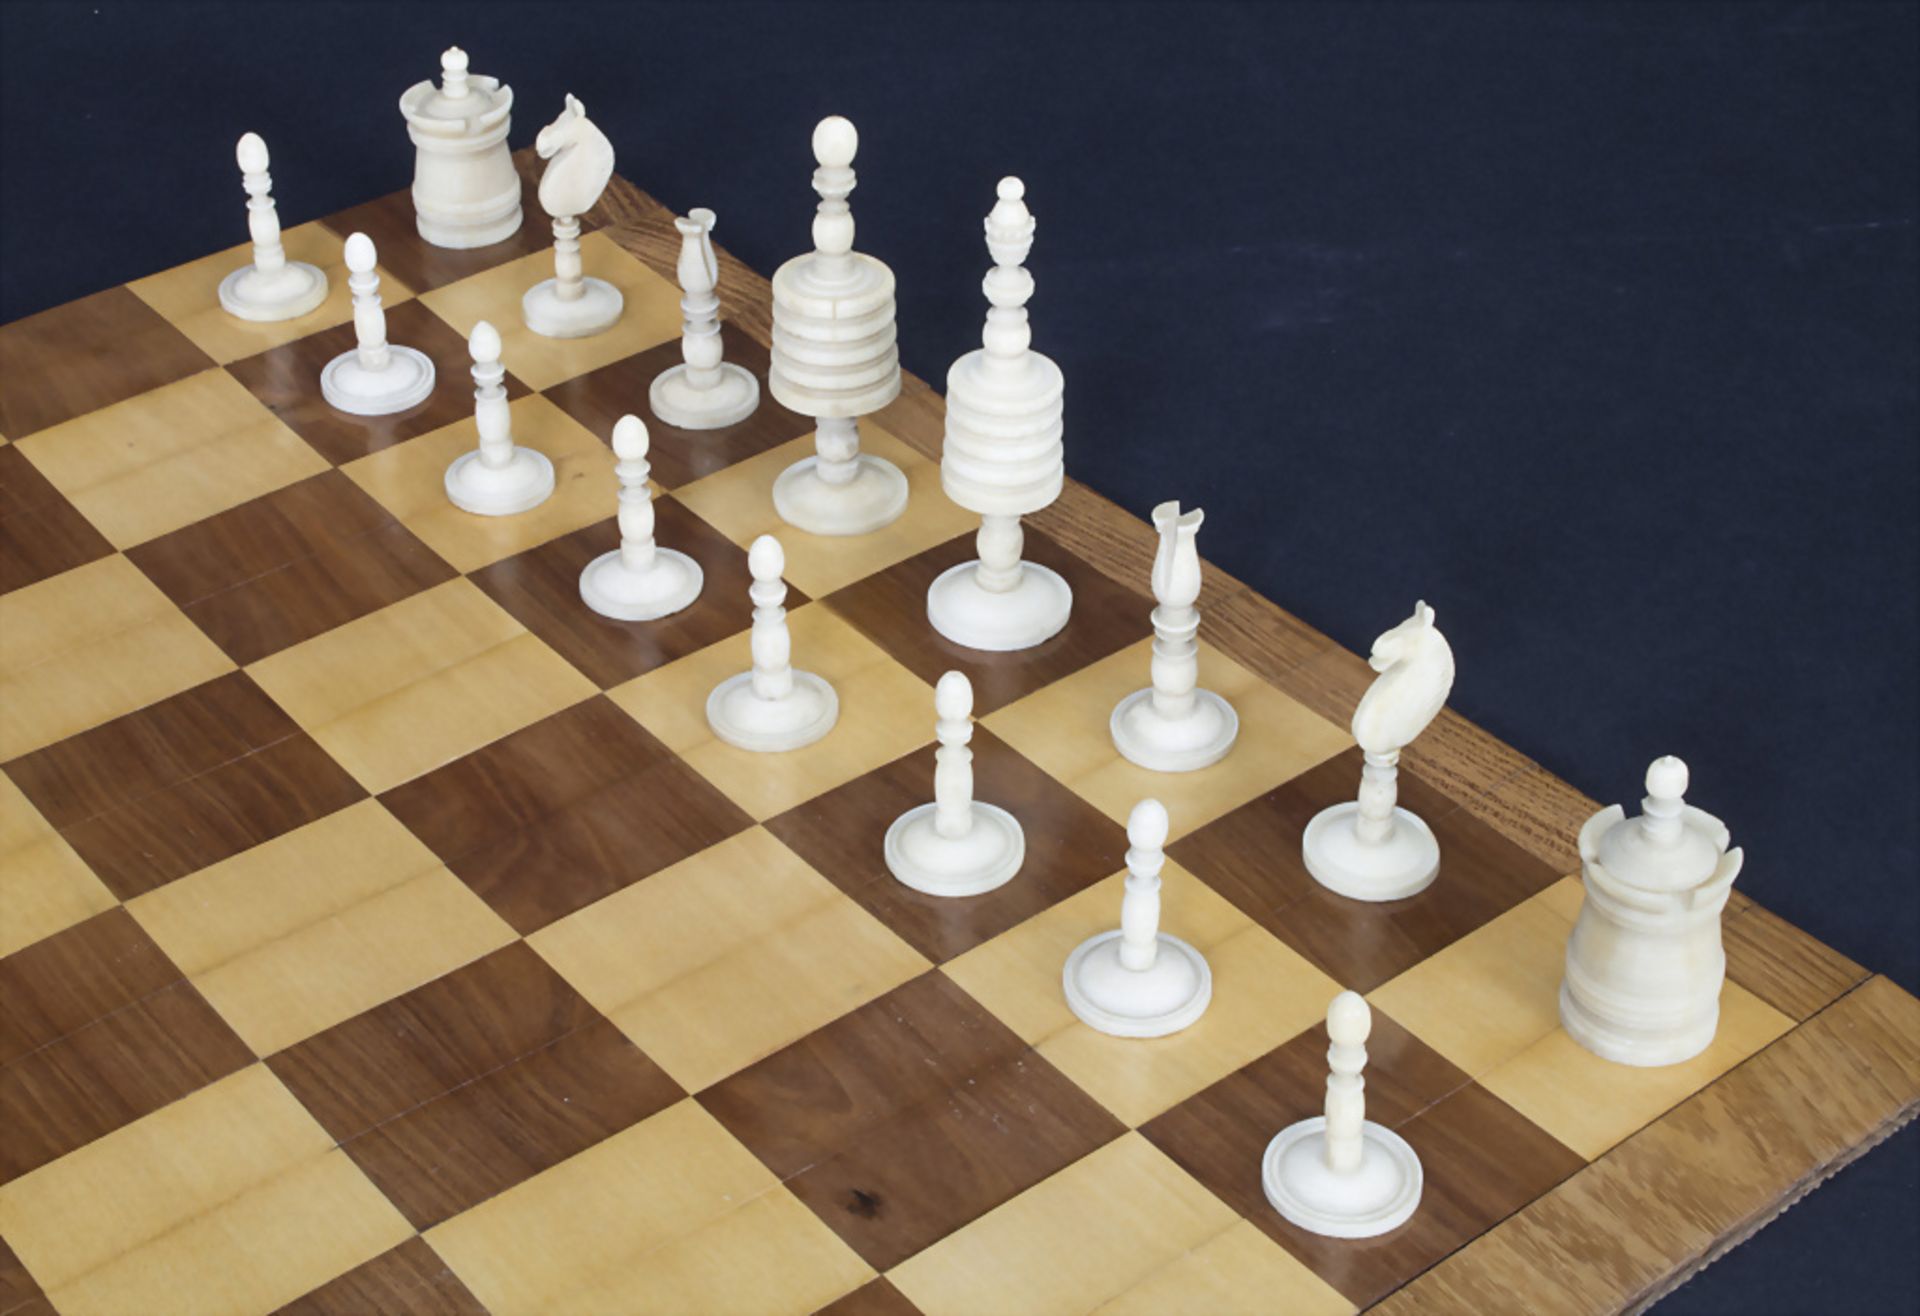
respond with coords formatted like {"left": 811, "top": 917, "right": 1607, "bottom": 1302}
{"left": 1262, "top": 991, "right": 1424, "bottom": 1239}
{"left": 926, "top": 177, "right": 1073, "bottom": 650}
{"left": 705, "top": 535, "right": 839, "bottom": 752}
{"left": 443, "top": 320, "right": 555, "bottom": 516}
{"left": 883, "top": 671, "right": 1026, "bottom": 897}
{"left": 579, "top": 415, "right": 703, "bottom": 620}
{"left": 400, "top": 46, "right": 523, "bottom": 249}
{"left": 319, "top": 233, "right": 435, "bottom": 416}
{"left": 649, "top": 208, "right": 761, "bottom": 429}
{"left": 1110, "top": 502, "right": 1239, "bottom": 771}
{"left": 217, "top": 133, "right": 328, "bottom": 322}
{"left": 522, "top": 95, "right": 624, "bottom": 339}
{"left": 767, "top": 116, "right": 908, "bottom": 536}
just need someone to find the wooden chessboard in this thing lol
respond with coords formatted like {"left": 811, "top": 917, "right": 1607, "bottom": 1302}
{"left": 1, "top": 153, "right": 1914, "bottom": 1316}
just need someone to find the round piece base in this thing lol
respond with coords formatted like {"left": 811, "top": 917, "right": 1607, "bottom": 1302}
{"left": 444, "top": 447, "right": 555, "bottom": 517}
{"left": 650, "top": 363, "right": 762, "bottom": 430}
{"left": 1301, "top": 803, "right": 1439, "bottom": 902}
{"left": 926, "top": 559, "right": 1073, "bottom": 652}
{"left": 884, "top": 802, "right": 1025, "bottom": 898}
{"left": 1558, "top": 981, "right": 1718, "bottom": 1069}
{"left": 416, "top": 209, "right": 524, "bottom": 251}
{"left": 578, "top": 547, "right": 703, "bottom": 622}
{"left": 218, "top": 261, "right": 328, "bottom": 322}
{"left": 321, "top": 345, "right": 436, "bottom": 417}
{"left": 706, "top": 670, "right": 838, "bottom": 753}
{"left": 772, "top": 455, "right": 908, "bottom": 536}
{"left": 1063, "top": 930, "right": 1212, "bottom": 1038}
{"left": 1110, "top": 688, "right": 1240, "bottom": 773}
{"left": 1262, "top": 1117, "right": 1423, "bottom": 1239}
{"left": 522, "top": 276, "right": 625, "bottom": 339}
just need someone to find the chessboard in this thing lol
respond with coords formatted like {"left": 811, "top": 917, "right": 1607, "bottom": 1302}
{"left": 1, "top": 152, "right": 1915, "bottom": 1316}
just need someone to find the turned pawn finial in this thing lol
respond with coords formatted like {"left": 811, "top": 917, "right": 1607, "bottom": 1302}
{"left": 1323, "top": 991, "right": 1372, "bottom": 1173}
{"left": 932, "top": 672, "right": 977, "bottom": 839}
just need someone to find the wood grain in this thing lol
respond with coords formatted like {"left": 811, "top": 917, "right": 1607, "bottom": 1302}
{"left": 0, "top": 446, "right": 113, "bottom": 595}
{"left": 0, "top": 287, "right": 212, "bottom": 439}
{"left": 273, "top": 1238, "right": 487, "bottom": 1316}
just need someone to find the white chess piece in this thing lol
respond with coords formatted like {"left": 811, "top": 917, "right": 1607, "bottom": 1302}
{"left": 399, "top": 46, "right": 522, "bottom": 249}
{"left": 443, "top": 321, "right": 554, "bottom": 515}
{"left": 1262, "top": 991, "right": 1423, "bottom": 1239}
{"left": 521, "top": 95, "right": 623, "bottom": 338}
{"left": 767, "top": 116, "right": 908, "bottom": 536}
{"left": 706, "top": 535, "right": 839, "bottom": 751}
{"left": 1561, "top": 756, "right": 1743, "bottom": 1067}
{"left": 649, "top": 208, "right": 761, "bottom": 428}
{"left": 1301, "top": 602, "right": 1456, "bottom": 901}
{"left": 1110, "top": 502, "right": 1239, "bottom": 771}
{"left": 925, "top": 177, "right": 1072, "bottom": 650}
{"left": 320, "top": 233, "right": 435, "bottom": 416}
{"left": 218, "top": 133, "right": 328, "bottom": 322}
{"left": 1062, "top": 799, "right": 1212, "bottom": 1037}
{"left": 884, "top": 671, "right": 1025, "bottom": 897}
{"left": 578, "top": 415, "right": 703, "bottom": 620}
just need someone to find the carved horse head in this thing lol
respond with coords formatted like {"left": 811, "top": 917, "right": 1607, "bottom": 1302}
{"left": 1352, "top": 601, "right": 1455, "bottom": 755}
{"left": 535, "top": 95, "right": 615, "bottom": 219}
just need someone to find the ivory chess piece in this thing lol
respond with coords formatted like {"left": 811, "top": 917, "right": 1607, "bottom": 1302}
{"left": 1262, "top": 991, "right": 1423, "bottom": 1239}
{"left": 399, "top": 46, "right": 522, "bottom": 249}
{"left": 1110, "top": 502, "right": 1239, "bottom": 771}
{"left": 1062, "top": 799, "right": 1212, "bottom": 1037}
{"left": 925, "top": 177, "right": 1072, "bottom": 650}
{"left": 443, "top": 321, "right": 554, "bottom": 515}
{"left": 649, "top": 208, "right": 761, "bottom": 428}
{"left": 1302, "top": 602, "right": 1456, "bottom": 901}
{"left": 579, "top": 415, "right": 703, "bottom": 620}
{"left": 766, "top": 116, "right": 908, "bottom": 536}
{"left": 218, "top": 133, "right": 327, "bottom": 322}
{"left": 320, "top": 233, "right": 435, "bottom": 416}
{"left": 706, "top": 535, "right": 839, "bottom": 751}
{"left": 1561, "top": 756, "right": 1743, "bottom": 1067}
{"left": 884, "top": 672, "right": 1025, "bottom": 897}
{"left": 522, "top": 96, "right": 623, "bottom": 338}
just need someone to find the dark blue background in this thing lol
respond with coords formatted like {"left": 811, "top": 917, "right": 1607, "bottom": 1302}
{"left": 3, "top": 3, "right": 1914, "bottom": 1311}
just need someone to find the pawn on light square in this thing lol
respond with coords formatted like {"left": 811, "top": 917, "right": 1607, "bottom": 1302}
{"left": 219, "top": 133, "right": 328, "bottom": 323}
{"left": 444, "top": 320, "right": 554, "bottom": 516}
{"left": 705, "top": 535, "right": 838, "bottom": 753}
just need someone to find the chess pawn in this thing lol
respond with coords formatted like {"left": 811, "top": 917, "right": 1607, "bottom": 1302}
{"left": 1110, "top": 502, "right": 1239, "bottom": 771}
{"left": 649, "top": 208, "right": 761, "bottom": 429}
{"left": 883, "top": 671, "right": 1026, "bottom": 897}
{"left": 522, "top": 95, "right": 624, "bottom": 338}
{"left": 443, "top": 321, "right": 554, "bottom": 515}
{"left": 705, "top": 535, "right": 839, "bottom": 752}
{"left": 320, "top": 233, "right": 436, "bottom": 416}
{"left": 767, "top": 116, "right": 909, "bottom": 536}
{"left": 1062, "top": 799, "right": 1212, "bottom": 1037}
{"left": 1561, "top": 756, "right": 1743, "bottom": 1067}
{"left": 1302, "top": 602, "right": 1456, "bottom": 902}
{"left": 578, "top": 415, "right": 703, "bottom": 620}
{"left": 1262, "top": 992, "right": 1423, "bottom": 1238}
{"left": 218, "top": 133, "right": 328, "bottom": 322}
{"left": 399, "top": 46, "right": 523, "bottom": 249}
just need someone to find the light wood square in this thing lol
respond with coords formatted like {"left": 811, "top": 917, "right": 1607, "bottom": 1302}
{"left": 0, "top": 554, "right": 234, "bottom": 760}
{"left": 127, "top": 222, "right": 413, "bottom": 365}
{"left": 0, "top": 1064, "right": 411, "bottom": 1316}
{"left": 531, "top": 827, "right": 928, "bottom": 1092}
{"left": 944, "top": 859, "right": 1340, "bottom": 1125}
{"left": 0, "top": 773, "right": 116, "bottom": 958}
{"left": 427, "top": 1098, "right": 872, "bottom": 1315}
{"left": 247, "top": 578, "right": 595, "bottom": 794}
{"left": 672, "top": 423, "right": 976, "bottom": 596}
{"left": 609, "top": 601, "right": 935, "bottom": 820}
{"left": 128, "top": 798, "right": 516, "bottom": 1055}
{"left": 1092, "top": 1219, "right": 1355, "bottom": 1316}
{"left": 16, "top": 368, "right": 327, "bottom": 548}
{"left": 417, "top": 231, "right": 683, "bottom": 391}
{"left": 344, "top": 392, "right": 619, "bottom": 573}
{"left": 985, "top": 637, "right": 1350, "bottom": 841}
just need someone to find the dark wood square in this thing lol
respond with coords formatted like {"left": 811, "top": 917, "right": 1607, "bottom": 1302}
{"left": 126, "top": 470, "right": 456, "bottom": 664}
{"left": 817, "top": 1278, "right": 924, "bottom": 1316}
{"left": 0, "top": 286, "right": 213, "bottom": 438}
{"left": 767, "top": 727, "right": 1128, "bottom": 964}
{"left": 540, "top": 324, "right": 813, "bottom": 488}
{"left": 700, "top": 971, "right": 1123, "bottom": 1272}
{"left": 379, "top": 696, "right": 752, "bottom": 934}
{"left": 1141, "top": 1007, "right": 1584, "bottom": 1309}
{"left": 0, "top": 908, "right": 252, "bottom": 1180}
{"left": 268, "top": 942, "right": 680, "bottom": 1231}
{"left": 0, "top": 1236, "right": 49, "bottom": 1316}
{"left": 2, "top": 671, "right": 365, "bottom": 900}
{"left": 1169, "top": 748, "right": 1562, "bottom": 992}
{"left": 276, "top": 1237, "right": 487, "bottom": 1316}
{"left": 224, "top": 299, "right": 532, "bottom": 465}
{"left": 469, "top": 499, "right": 793, "bottom": 690}
{"left": 824, "top": 528, "right": 1152, "bottom": 715}
{"left": 0, "top": 444, "right": 113, "bottom": 594}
